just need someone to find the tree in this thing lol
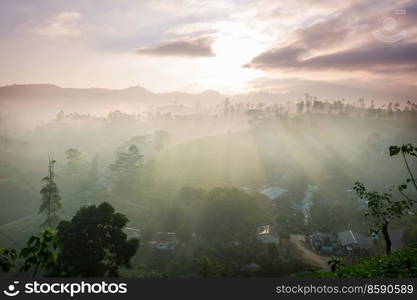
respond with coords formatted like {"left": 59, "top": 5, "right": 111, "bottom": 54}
{"left": 308, "top": 202, "right": 347, "bottom": 233}
{"left": 109, "top": 144, "right": 143, "bottom": 195}
{"left": 389, "top": 144, "right": 417, "bottom": 197}
{"left": 194, "top": 256, "right": 231, "bottom": 278}
{"left": 39, "top": 157, "right": 62, "bottom": 227}
{"left": 317, "top": 245, "right": 417, "bottom": 278}
{"left": 64, "top": 148, "right": 82, "bottom": 175}
{"left": 52, "top": 202, "right": 139, "bottom": 277}
{"left": 0, "top": 230, "right": 59, "bottom": 277}
{"left": 275, "top": 195, "right": 305, "bottom": 236}
{"left": 354, "top": 182, "right": 411, "bottom": 255}
{"left": 328, "top": 256, "right": 344, "bottom": 273}
{"left": 0, "top": 248, "right": 17, "bottom": 273}
{"left": 353, "top": 143, "right": 416, "bottom": 255}
{"left": 197, "top": 187, "right": 270, "bottom": 242}
{"left": 19, "top": 228, "right": 59, "bottom": 277}
{"left": 296, "top": 101, "right": 305, "bottom": 114}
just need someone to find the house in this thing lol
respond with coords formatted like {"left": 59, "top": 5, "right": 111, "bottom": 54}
{"left": 337, "top": 230, "right": 371, "bottom": 254}
{"left": 257, "top": 225, "right": 279, "bottom": 244}
{"left": 310, "top": 231, "right": 337, "bottom": 254}
{"left": 149, "top": 232, "right": 177, "bottom": 251}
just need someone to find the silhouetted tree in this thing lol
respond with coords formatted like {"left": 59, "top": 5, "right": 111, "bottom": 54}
{"left": 109, "top": 144, "right": 143, "bottom": 191}
{"left": 39, "top": 158, "right": 62, "bottom": 227}
{"left": 52, "top": 202, "right": 139, "bottom": 277}
{"left": 64, "top": 148, "right": 82, "bottom": 175}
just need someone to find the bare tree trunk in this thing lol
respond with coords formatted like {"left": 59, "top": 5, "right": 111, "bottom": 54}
{"left": 381, "top": 222, "right": 391, "bottom": 255}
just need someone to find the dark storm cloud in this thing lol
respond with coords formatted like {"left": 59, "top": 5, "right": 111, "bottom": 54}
{"left": 135, "top": 36, "right": 215, "bottom": 58}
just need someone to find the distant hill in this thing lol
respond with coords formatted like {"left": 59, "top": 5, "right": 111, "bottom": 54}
{"left": 0, "top": 84, "right": 227, "bottom": 127}
{"left": 0, "top": 84, "right": 160, "bottom": 105}
{"left": 0, "top": 84, "right": 228, "bottom": 104}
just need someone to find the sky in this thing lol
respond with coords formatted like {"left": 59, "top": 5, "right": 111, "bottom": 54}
{"left": 0, "top": 0, "right": 416, "bottom": 99}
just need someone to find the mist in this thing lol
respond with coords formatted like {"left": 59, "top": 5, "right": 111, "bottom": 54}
{"left": 1, "top": 90, "right": 417, "bottom": 277}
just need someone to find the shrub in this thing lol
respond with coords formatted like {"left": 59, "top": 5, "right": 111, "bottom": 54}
{"left": 314, "top": 245, "right": 417, "bottom": 278}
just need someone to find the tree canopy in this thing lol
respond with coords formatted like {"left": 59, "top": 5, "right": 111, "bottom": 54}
{"left": 52, "top": 202, "right": 139, "bottom": 277}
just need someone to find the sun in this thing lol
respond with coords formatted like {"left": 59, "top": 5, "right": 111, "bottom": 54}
{"left": 198, "top": 22, "right": 266, "bottom": 93}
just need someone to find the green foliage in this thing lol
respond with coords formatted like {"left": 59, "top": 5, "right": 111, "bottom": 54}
{"left": 353, "top": 143, "right": 416, "bottom": 254}
{"left": 65, "top": 148, "right": 82, "bottom": 177}
{"left": 0, "top": 248, "right": 17, "bottom": 273}
{"left": 275, "top": 195, "right": 305, "bottom": 235}
{"left": 194, "top": 256, "right": 232, "bottom": 278}
{"left": 64, "top": 148, "right": 82, "bottom": 174}
{"left": 109, "top": 144, "right": 143, "bottom": 184}
{"left": 39, "top": 158, "right": 62, "bottom": 227}
{"left": 134, "top": 268, "right": 168, "bottom": 279}
{"left": 328, "top": 256, "right": 345, "bottom": 273}
{"left": 192, "top": 239, "right": 311, "bottom": 278}
{"left": 354, "top": 182, "right": 412, "bottom": 227}
{"left": 52, "top": 202, "right": 139, "bottom": 277}
{"left": 353, "top": 181, "right": 411, "bottom": 255}
{"left": 316, "top": 245, "right": 417, "bottom": 278}
{"left": 109, "top": 144, "right": 143, "bottom": 198}
{"left": 389, "top": 144, "right": 417, "bottom": 157}
{"left": 19, "top": 228, "right": 59, "bottom": 277}
{"left": 308, "top": 202, "right": 347, "bottom": 232}
{"left": 389, "top": 143, "right": 417, "bottom": 192}
{"left": 65, "top": 148, "right": 82, "bottom": 160}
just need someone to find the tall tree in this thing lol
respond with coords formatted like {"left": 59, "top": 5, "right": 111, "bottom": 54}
{"left": 39, "top": 157, "right": 62, "bottom": 227}
{"left": 109, "top": 144, "right": 143, "bottom": 195}
{"left": 64, "top": 148, "right": 82, "bottom": 175}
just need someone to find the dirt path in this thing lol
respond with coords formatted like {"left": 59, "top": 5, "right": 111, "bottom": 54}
{"left": 290, "top": 234, "right": 329, "bottom": 270}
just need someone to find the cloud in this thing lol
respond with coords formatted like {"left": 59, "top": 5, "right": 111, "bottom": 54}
{"left": 135, "top": 36, "right": 215, "bottom": 57}
{"left": 245, "top": 42, "right": 417, "bottom": 74}
{"left": 166, "top": 22, "right": 217, "bottom": 36}
{"left": 245, "top": 0, "right": 417, "bottom": 79}
{"left": 31, "top": 11, "right": 81, "bottom": 37}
